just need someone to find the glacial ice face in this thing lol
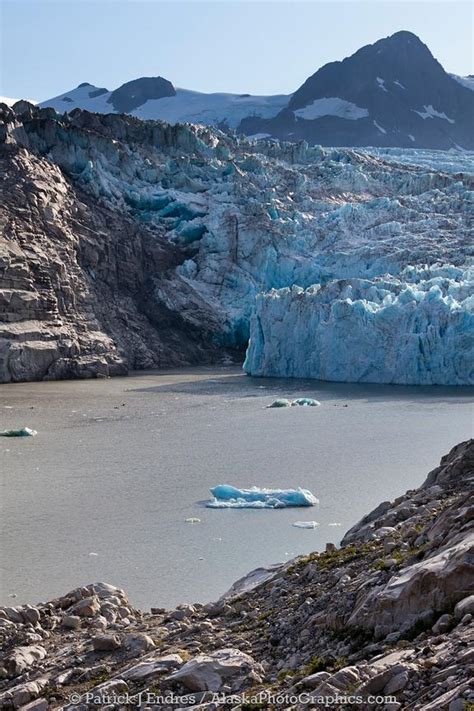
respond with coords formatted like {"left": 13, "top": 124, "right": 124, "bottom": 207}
{"left": 244, "top": 268, "right": 474, "bottom": 385}
{"left": 206, "top": 485, "right": 319, "bottom": 508}
{"left": 14, "top": 109, "right": 474, "bottom": 383}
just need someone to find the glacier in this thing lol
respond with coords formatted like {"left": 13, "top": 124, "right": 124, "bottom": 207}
{"left": 7, "top": 106, "right": 474, "bottom": 385}
{"left": 206, "top": 485, "right": 319, "bottom": 509}
{"left": 244, "top": 267, "right": 474, "bottom": 385}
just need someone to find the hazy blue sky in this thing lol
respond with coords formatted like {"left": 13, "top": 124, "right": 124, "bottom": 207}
{"left": 1, "top": 0, "right": 473, "bottom": 101}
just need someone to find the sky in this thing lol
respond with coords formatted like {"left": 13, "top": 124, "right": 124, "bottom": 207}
{"left": 1, "top": 0, "right": 473, "bottom": 102}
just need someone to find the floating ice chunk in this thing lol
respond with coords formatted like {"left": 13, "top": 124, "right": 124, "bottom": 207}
{"left": 291, "top": 398, "right": 320, "bottom": 407}
{"left": 267, "top": 398, "right": 320, "bottom": 407}
{"left": 328, "top": 522, "right": 343, "bottom": 527}
{"left": 267, "top": 399, "right": 293, "bottom": 408}
{"left": 292, "top": 521, "right": 320, "bottom": 529}
{"left": 206, "top": 485, "right": 319, "bottom": 509}
{"left": 0, "top": 427, "right": 37, "bottom": 437}
{"left": 185, "top": 517, "right": 201, "bottom": 524}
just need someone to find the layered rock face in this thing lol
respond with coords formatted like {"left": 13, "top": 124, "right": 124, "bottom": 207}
{"left": 0, "top": 441, "right": 472, "bottom": 709}
{"left": 1, "top": 101, "right": 472, "bottom": 383}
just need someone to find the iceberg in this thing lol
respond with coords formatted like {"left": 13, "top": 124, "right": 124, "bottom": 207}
{"left": 292, "top": 521, "right": 320, "bottom": 529}
{"left": 0, "top": 427, "right": 37, "bottom": 437}
{"left": 267, "top": 398, "right": 321, "bottom": 408}
{"left": 292, "top": 398, "right": 320, "bottom": 407}
{"left": 244, "top": 268, "right": 474, "bottom": 385}
{"left": 267, "top": 399, "right": 293, "bottom": 408}
{"left": 206, "top": 485, "right": 319, "bottom": 509}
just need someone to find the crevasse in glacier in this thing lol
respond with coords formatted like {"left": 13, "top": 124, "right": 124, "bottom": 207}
{"left": 244, "top": 267, "right": 474, "bottom": 385}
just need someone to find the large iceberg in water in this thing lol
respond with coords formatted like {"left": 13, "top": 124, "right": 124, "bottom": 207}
{"left": 206, "top": 485, "right": 319, "bottom": 508}
{"left": 244, "top": 267, "right": 474, "bottom": 385}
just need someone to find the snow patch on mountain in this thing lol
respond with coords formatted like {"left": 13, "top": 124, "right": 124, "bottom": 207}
{"left": 294, "top": 97, "right": 369, "bottom": 121}
{"left": 414, "top": 105, "right": 455, "bottom": 123}
{"left": 450, "top": 74, "right": 474, "bottom": 91}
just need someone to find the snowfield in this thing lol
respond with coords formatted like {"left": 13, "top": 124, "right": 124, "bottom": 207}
{"left": 40, "top": 84, "right": 289, "bottom": 128}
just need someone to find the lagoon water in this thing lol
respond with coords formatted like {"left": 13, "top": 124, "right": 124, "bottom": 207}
{"left": 0, "top": 367, "right": 472, "bottom": 609}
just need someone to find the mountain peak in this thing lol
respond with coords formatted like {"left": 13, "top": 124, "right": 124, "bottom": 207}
{"left": 107, "top": 76, "right": 176, "bottom": 113}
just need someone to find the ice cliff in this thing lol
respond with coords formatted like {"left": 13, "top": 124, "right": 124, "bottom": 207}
{"left": 1, "top": 103, "right": 473, "bottom": 383}
{"left": 244, "top": 267, "right": 474, "bottom": 385}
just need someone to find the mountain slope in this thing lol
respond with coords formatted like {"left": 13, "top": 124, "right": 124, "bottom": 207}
{"left": 37, "top": 31, "right": 474, "bottom": 149}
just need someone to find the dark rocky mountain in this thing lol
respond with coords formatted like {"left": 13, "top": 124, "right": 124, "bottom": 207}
{"left": 240, "top": 31, "right": 474, "bottom": 148}
{"left": 107, "top": 76, "right": 176, "bottom": 113}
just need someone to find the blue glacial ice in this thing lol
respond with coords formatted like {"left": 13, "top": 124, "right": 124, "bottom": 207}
{"left": 244, "top": 267, "right": 474, "bottom": 385}
{"left": 0, "top": 427, "right": 37, "bottom": 437}
{"left": 206, "top": 485, "right": 319, "bottom": 509}
{"left": 26, "top": 117, "right": 473, "bottom": 385}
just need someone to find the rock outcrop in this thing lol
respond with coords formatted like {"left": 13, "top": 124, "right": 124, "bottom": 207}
{"left": 0, "top": 440, "right": 472, "bottom": 709}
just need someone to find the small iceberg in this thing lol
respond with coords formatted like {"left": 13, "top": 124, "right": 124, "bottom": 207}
{"left": 267, "top": 399, "right": 293, "bottom": 408}
{"left": 206, "top": 485, "right": 319, "bottom": 509}
{"left": 0, "top": 427, "right": 37, "bottom": 437}
{"left": 185, "top": 517, "right": 201, "bottom": 524}
{"left": 267, "top": 398, "right": 320, "bottom": 408}
{"left": 292, "top": 398, "right": 320, "bottom": 407}
{"left": 292, "top": 521, "right": 320, "bottom": 529}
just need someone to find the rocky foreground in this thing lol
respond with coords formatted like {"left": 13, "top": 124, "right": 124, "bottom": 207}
{"left": 0, "top": 440, "right": 473, "bottom": 710}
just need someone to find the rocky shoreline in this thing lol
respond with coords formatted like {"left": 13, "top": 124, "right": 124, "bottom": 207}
{"left": 1, "top": 440, "right": 473, "bottom": 710}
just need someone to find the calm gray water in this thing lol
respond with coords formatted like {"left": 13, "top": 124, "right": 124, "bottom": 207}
{"left": 0, "top": 367, "right": 472, "bottom": 610}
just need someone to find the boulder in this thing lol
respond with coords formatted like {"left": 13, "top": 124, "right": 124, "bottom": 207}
{"left": 92, "top": 634, "right": 121, "bottom": 652}
{"left": 121, "top": 654, "right": 183, "bottom": 680}
{"left": 123, "top": 632, "right": 155, "bottom": 656}
{"left": 348, "top": 534, "right": 474, "bottom": 637}
{"left": 166, "top": 648, "right": 261, "bottom": 692}
{"left": 69, "top": 596, "right": 100, "bottom": 618}
{"left": 5, "top": 646, "right": 47, "bottom": 677}
{"left": 453, "top": 595, "right": 474, "bottom": 619}
{"left": 61, "top": 615, "right": 82, "bottom": 630}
